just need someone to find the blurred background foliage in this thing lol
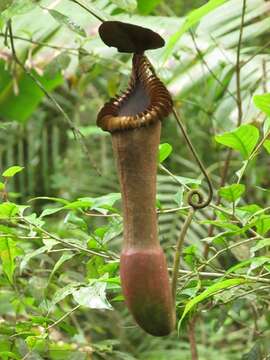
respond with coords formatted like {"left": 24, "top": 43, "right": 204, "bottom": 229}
{"left": 0, "top": 0, "right": 270, "bottom": 359}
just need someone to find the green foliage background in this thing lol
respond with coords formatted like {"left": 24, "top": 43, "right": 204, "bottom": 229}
{"left": 0, "top": 0, "right": 270, "bottom": 359}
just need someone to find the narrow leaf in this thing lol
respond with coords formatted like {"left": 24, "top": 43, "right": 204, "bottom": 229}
{"left": 2, "top": 166, "right": 24, "bottom": 178}
{"left": 163, "top": 0, "right": 228, "bottom": 61}
{"left": 178, "top": 278, "right": 247, "bottom": 328}
{"left": 48, "top": 9, "right": 86, "bottom": 37}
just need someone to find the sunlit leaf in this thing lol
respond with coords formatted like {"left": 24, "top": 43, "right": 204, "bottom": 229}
{"left": 254, "top": 93, "right": 270, "bottom": 116}
{"left": 137, "top": 0, "right": 161, "bottom": 14}
{"left": 2, "top": 166, "right": 24, "bottom": 178}
{"left": 218, "top": 183, "right": 245, "bottom": 202}
{"left": 215, "top": 124, "right": 259, "bottom": 159}
{"left": 0, "top": 238, "right": 23, "bottom": 284}
{"left": 158, "top": 143, "right": 173, "bottom": 163}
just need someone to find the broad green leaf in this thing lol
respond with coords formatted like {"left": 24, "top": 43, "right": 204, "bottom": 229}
{"left": 215, "top": 124, "right": 259, "bottom": 159}
{"left": 0, "top": 352, "right": 19, "bottom": 360}
{"left": 0, "top": 202, "right": 19, "bottom": 219}
{"left": 178, "top": 278, "right": 247, "bottom": 328}
{"left": 110, "top": 0, "right": 137, "bottom": 12}
{"left": 0, "top": 182, "right": 5, "bottom": 191}
{"left": 137, "top": 0, "right": 161, "bottom": 14}
{"left": 218, "top": 183, "right": 245, "bottom": 202}
{"left": 2, "top": 166, "right": 24, "bottom": 178}
{"left": 73, "top": 282, "right": 112, "bottom": 310}
{"left": 47, "top": 9, "right": 86, "bottom": 37}
{"left": 158, "top": 143, "right": 173, "bottom": 163}
{"left": 254, "top": 215, "right": 270, "bottom": 235}
{"left": 263, "top": 139, "right": 270, "bottom": 154}
{"left": 0, "top": 238, "right": 22, "bottom": 284}
{"left": 163, "top": 0, "right": 228, "bottom": 61}
{"left": 254, "top": 93, "right": 270, "bottom": 116}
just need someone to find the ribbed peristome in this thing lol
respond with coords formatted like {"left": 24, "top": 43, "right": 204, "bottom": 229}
{"left": 97, "top": 54, "right": 173, "bottom": 132}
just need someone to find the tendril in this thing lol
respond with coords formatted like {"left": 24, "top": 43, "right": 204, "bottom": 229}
{"left": 172, "top": 108, "right": 213, "bottom": 210}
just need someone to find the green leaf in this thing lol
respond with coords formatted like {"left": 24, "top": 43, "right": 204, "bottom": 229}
{"left": 110, "top": 0, "right": 137, "bottom": 12}
{"left": 178, "top": 278, "right": 247, "bottom": 328}
{"left": 47, "top": 9, "right": 86, "bottom": 37}
{"left": 163, "top": 0, "right": 228, "bottom": 61}
{"left": 0, "top": 202, "right": 19, "bottom": 219}
{"left": 73, "top": 282, "right": 112, "bottom": 310}
{"left": 215, "top": 124, "right": 259, "bottom": 159}
{"left": 40, "top": 207, "right": 64, "bottom": 217}
{"left": 0, "top": 352, "right": 19, "bottom": 360}
{"left": 0, "top": 182, "right": 5, "bottom": 191}
{"left": 0, "top": 61, "right": 63, "bottom": 122}
{"left": 2, "top": 166, "right": 24, "bottom": 178}
{"left": 1, "top": 0, "right": 36, "bottom": 20}
{"left": 158, "top": 143, "right": 172, "bottom": 163}
{"left": 0, "top": 238, "right": 22, "bottom": 284}
{"left": 48, "top": 252, "right": 75, "bottom": 284}
{"left": 254, "top": 93, "right": 270, "bottom": 116}
{"left": 254, "top": 215, "right": 270, "bottom": 235}
{"left": 263, "top": 139, "right": 270, "bottom": 154}
{"left": 218, "top": 183, "right": 245, "bottom": 202}
{"left": 137, "top": 0, "right": 161, "bottom": 14}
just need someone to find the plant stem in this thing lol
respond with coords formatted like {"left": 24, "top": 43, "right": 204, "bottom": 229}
{"left": 236, "top": 0, "right": 247, "bottom": 127}
{"left": 171, "top": 208, "right": 195, "bottom": 302}
{"left": 188, "top": 316, "right": 198, "bottom": 360}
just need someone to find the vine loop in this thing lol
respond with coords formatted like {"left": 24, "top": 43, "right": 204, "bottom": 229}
{"left": 172, "top": 108, "right": 213, "bottom": 210}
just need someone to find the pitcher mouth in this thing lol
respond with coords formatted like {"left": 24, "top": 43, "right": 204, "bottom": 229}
{"left": 97, "top": 54, "right": 173, "bottom": 132}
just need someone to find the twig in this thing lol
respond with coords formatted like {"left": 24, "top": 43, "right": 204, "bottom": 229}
{"left": 69, "top": 0, "right": 106, "bottom": 22}
{"left": 190, "top": 30, "right": 238, "bottom": 104}
{"left": 188, "top": 316, "right": 198, "bottom": 360}
{"left": 47, "top": 304, "right": 80, "bottom": 330}
{"left": 21, "top": 215, "right": 112, "bottom": 259}
{"left": 171, "top": 208, "right": 195, "bottom": 302}
{"left": 236, "top": 0, "right": 247, "bottom": 126}
{"left": 6, "top": 20, "right": 101, "bottom": 175}
{"left": 173, "top": 108, "right": 213, "bottom": 209}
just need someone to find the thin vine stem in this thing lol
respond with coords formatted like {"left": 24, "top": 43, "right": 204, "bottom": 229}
{"left": 173, "top": 108, "right": 213, "bottom": 209}
{"left": 171, "top": 208, "right": 195, "bottom": 302}
{"left": 7, "top": 20, "right": 100, "bottom": 175}
{"left": 69, "top": 0, "right": 106, "bottom": 22}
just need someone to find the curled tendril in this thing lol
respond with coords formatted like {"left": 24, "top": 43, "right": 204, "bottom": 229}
{"left": 172, "top": 108, "right": 213, "bottom": 210}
